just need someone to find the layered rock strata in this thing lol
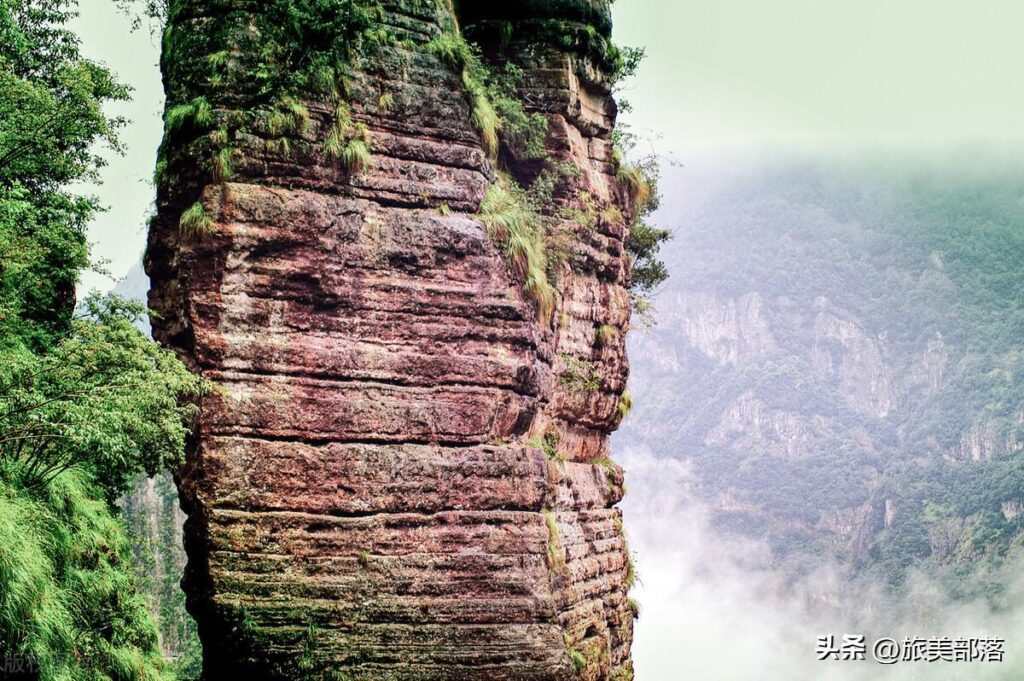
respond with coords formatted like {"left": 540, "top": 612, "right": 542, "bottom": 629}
{"left": 147, "top": 0, "right": 638, "bottom": 678}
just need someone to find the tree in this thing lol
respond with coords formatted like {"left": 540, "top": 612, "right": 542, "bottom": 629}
{"left": 0, "top": 0, "right": 129, "bottom": 351}
{"left": 0, "top": 2, "right": 209, "bottom": 678}
{"left": 0, "top": 295, "right": 207, "bottom": 502}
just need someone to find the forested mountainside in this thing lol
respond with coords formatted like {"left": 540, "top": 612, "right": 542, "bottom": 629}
{"left": 619, "top": 155, "right": 1024, "bottom": 594}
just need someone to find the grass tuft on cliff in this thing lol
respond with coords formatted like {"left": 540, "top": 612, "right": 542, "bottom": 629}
{"left": 628, "top": 597, "right": 641, "bottom": 619}
{"left": 211, "top": 145, "right": 235, "bottom": 182}
{"left": 426, "top": 33, "right": 548, "bottom": 163}
{"left": 324, "top": 104, "right": 372, "bottom": 173}
{"left": 165, "top": 96, "right": 214, "bottom": 133}
{"left": 479, "top": 179, "right": 555, "bottom": 321}
{"left": 615, "top": 388, "right": 633, "bottom": 425}
{"left": 466, "top": 75, "right": 500, "bottom": 159}
{"left": 427, "top": 33, "right": 501, "bottom": 159}
{"left": 339, "top": 138, "right": 372, "bottom": 173}
{"left": 617, "top": 162, "right": 651, "bottom": 209}
{"left": 266, "top": 96, "right": 310, "bottom": 137}
{"left": 570, "top": 649, "right": 587, "bottom": 672}
{"left": 179, "top": 201, "right": 214, "bottom": 238}
{"left": 542, "top": 508, "right": 566, "bottom": 572}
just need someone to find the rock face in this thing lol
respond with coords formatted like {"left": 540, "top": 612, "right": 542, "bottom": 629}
{"left": 146, "top": 1, "right": 636, "bottom": 678}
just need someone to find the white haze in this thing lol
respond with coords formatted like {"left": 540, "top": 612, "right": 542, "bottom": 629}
{"left": 619, "top": 439, "right": 1024, "bottom": 681}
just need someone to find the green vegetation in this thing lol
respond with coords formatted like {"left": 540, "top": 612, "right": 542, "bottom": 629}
{"left": 627, "top": 157, "right": 1024, "bottom": 595}
{"left": 627, "top": 597, "right": 641, "bottom": 619}
{"left": 179, "top": 200, "right": 214, "bottom": 238}
{"left": 623, "top": 548, "right": 637, "bottom": 591}
{"left": 615, "top": 389, "right": 633, "bottom": 425}
{"left": 426, "top": 32, "right": 548, "bottom": 163}
{"left": 264, "top": 96, "right": 310, "bottom": 138}
{"left": 427, "top": 22, "right": 666, "bottom": 324}
{"left": 609, "top": 666, "right": 633, "bottom": 681}
{"left": 155, "top": 0, "right": 389, "bottom": 199}
{"left": 626, "top": 221, "right": 671, "bottom": 295}
{"left": 336, "top": 137, "right": 372, "bottom": 173}
{"left": 0, "top": 471, "right": 167, "bottom": 680}
{"left": 612, "top": 139, "right": 670, "bottom": 306}
{"left": 0, "top": 1, "right": 127, "bottom": 352}
{"left": 612, "top": 515, "right": 637, "bottom": 591}
{"left": 237, "top": 607, "right": 258, "bottom": 638}
{"left": 122, "top": 472, "right": 201, "bottom": 678}
{"left": 570, "top": 648, "right": 587, "bottom": 672}
{"left": 297, "top": 624, "right": 319, "bottom": 673}
{"left": 558, "top": 353, "right": 602, "bottom": 393}
{"left": 0, "top": 2, "right": 209, "bottom": 677}
{"left": 617, "top": 163, "right": 651, "bottom": 209}
{"left": 211, "top": 144, "right": 234, "bottom": 182}
{"left": 462, "top": 6, "right": 635, "bottom": 80}
{"left": 485, "top": 63, "right": 549, "bottom": 161}
{"left": 595, "top": 323, "right": 618, "bottom": 348}
{"left": 322, "top": 101, "right": 371, "bottom": 172}
{"left": 164, "top": 96, "right": 214, "bottom": 134}
{"left": 528, "top": 430, "right": 563, "bottom": 462}
{"left": 160, "top": 0, "right": 384, "bottom": 111}
{"left": 0, "top": 295, "right": 207, "bottom": 501}
{"left": 426, "top": 33, "right": 499, "bottom": 159}
{"left": 542, "top": 508, "right": 566, "bottom": 572}
{"left": 479, "top": 178, "right": 556, "bottom": 320}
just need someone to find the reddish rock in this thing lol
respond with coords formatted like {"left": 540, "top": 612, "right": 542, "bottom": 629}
{"left": 148, "top": 0, "right": 637, "bottom": 678}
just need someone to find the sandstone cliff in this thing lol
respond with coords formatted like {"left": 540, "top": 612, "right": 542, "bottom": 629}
{"left": 146, "top": 1, "right": 637, "bottom": 678}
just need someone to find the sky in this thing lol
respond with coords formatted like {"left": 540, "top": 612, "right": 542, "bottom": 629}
{"left": 73, "top": 3, "right": 163, "bottom": 291}
{"left": 74, "top": 0, "right": 1024, "bottom": 290}
{"left": 611, "top": 0, "right": 1024, "bottom": 154}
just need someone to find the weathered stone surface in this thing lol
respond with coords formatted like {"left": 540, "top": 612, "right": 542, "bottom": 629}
{"left": 148, "top": 0, "right": 636, "bottom": 678}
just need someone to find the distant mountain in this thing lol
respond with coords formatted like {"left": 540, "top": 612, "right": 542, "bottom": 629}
{"left": 112, "top": 260, "right": 198, "bottom": 665}
{"left": 112, "top": 260, "right": 151, "bottom": 337}
{"left": 616, "top": 155, "right": 1024, "bottom": 591}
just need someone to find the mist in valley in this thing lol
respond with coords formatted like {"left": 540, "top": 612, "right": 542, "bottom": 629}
{"left": 615, "top": 148, "right": 1024, "bottom": 680}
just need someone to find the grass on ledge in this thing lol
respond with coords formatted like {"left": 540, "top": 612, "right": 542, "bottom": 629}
{"left": 179, "top": 201, "right": 214, "bottom": 239}
{"left": 479, "top": 178, "right": 555, "bottom": 321}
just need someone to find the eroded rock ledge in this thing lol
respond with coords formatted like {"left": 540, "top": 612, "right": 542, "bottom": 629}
{"left": 147, "top": 0, "right": 637, "bottom": 678}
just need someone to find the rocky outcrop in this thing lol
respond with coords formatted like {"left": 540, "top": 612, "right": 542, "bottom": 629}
{"left": 146, "top": 1, "right": 636, "bottom": 679}
{"left": 667, "top": 292, "right": 775, "bottom": 365}
{"left": 704, "top": 391, "right": 820, "bottom": 459}
{"left": 811, "top": 307, "right": 895, "bottom": 419}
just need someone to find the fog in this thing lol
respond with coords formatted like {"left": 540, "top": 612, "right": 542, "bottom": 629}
{"left": 617, "top": 150, "right": 1024, "bottom": 680}
{"left": 619, "top": 443, "right": 1024, "bottom": 681}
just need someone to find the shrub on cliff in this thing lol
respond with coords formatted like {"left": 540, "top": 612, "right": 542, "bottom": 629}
{"left": 478, "top": 176, "right": 556, "bottom": 321}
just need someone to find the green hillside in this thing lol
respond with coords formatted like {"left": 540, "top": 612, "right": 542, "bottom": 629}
{"left": 620, "top": 155, "right": 1024, "bottom": 595}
